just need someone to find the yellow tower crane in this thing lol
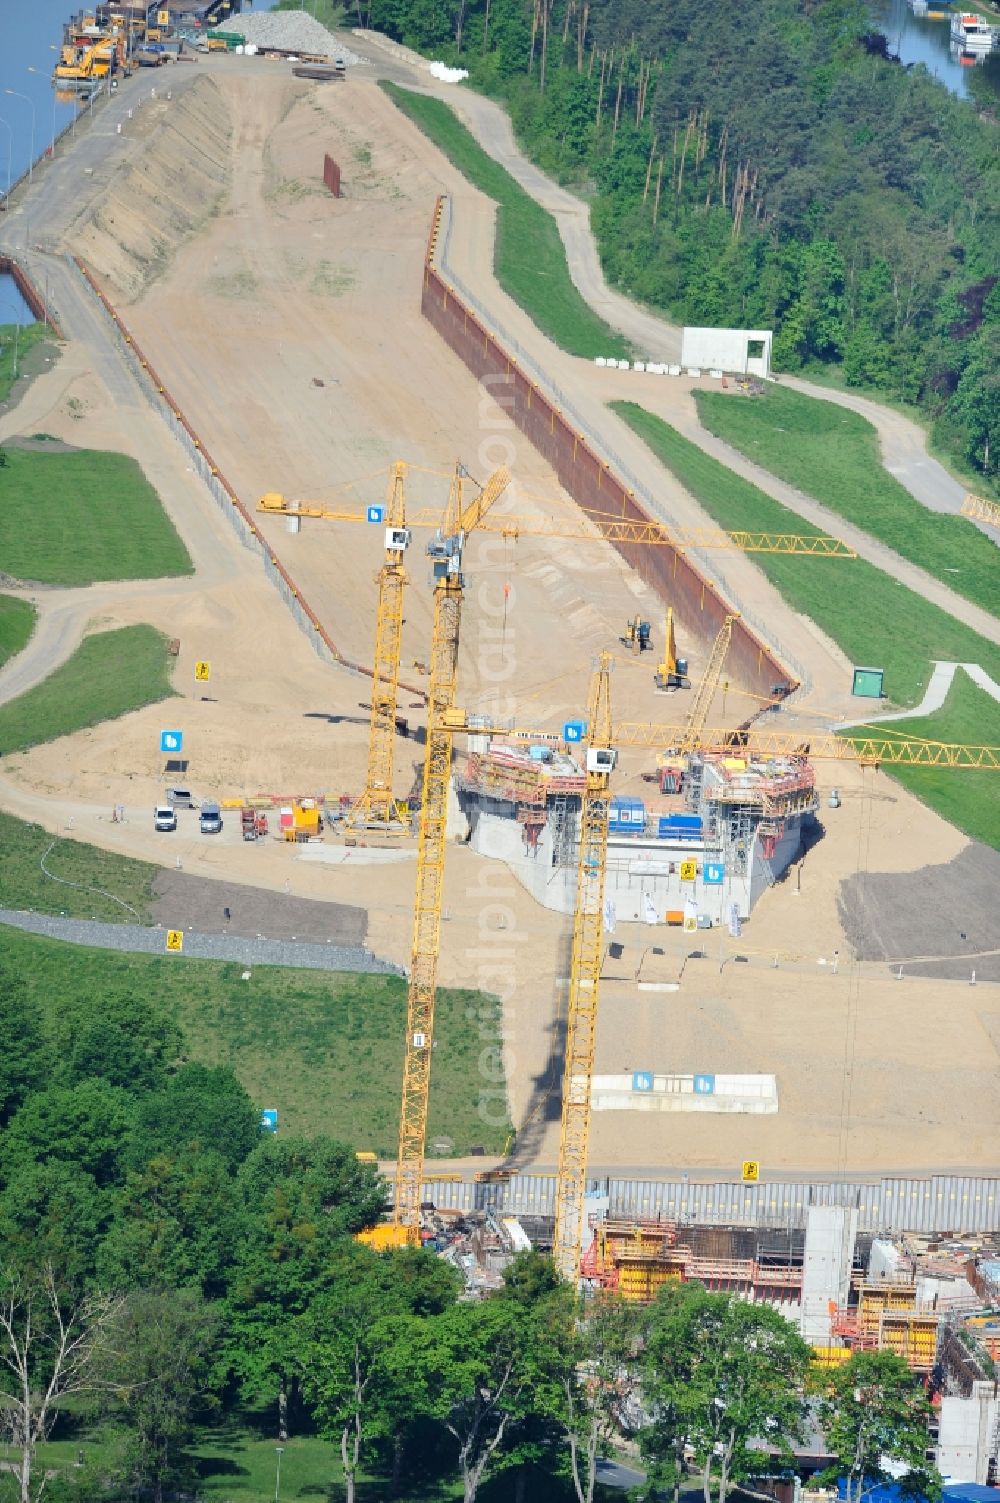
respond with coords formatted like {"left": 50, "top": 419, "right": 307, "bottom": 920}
{"left": 344, "top": 461, "right": 411, "bottom": 832}
{"left": 961, "top": 493, "right": 1000, "bottom": 529}
{"left": 552, "top": 651, "right": 617, "bottom": 1283}
{"left": 680, "top": 614, "right": 736, "bottom": 753}
{"left": 257, "top": 483, "right": 856, "bottom": 828}
{"left": 393, "top": 463, "right": 512, "bottom": 1238}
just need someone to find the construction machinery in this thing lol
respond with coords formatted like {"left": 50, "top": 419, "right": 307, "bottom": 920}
{"left": 654, "top": 606, "right": 689, "bottom": 691}
{"left": 680, "top": 614, "right": 736, "bottom": 753}
{"left": 343, "top": 462, "right": 411, "bottom": 834}
{"left": 392, "top": 464, "right": 512, "bottom": 1241}
{"left": 622, "top": 615, "right": 651, "bottom": 654}
{"left": 552, "top": 652, "right": 616, "bottom": 1282}
{"left": 257, "top": 483, "right": 855, "bottom": 833}
{"left": 53, "top": 34, "right": 121, "bottom": 86}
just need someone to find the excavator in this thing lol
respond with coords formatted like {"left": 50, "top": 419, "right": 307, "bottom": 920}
{"left": 654, "top": 606, "right": 689, "bottom": 690}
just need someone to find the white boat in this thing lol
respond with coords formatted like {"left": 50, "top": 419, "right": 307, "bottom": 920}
{"left": 949, "top": 11, "right": 999, "bottom": 51}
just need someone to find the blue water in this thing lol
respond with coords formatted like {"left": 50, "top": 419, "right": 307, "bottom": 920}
{"left": 871, "top": 0, "right": 1000, "bottom": 100}
{"left": 0, "top": 0, "right": 89, "bottom": 188}
{"left": 0, "top": 0, "right": 288, "bottom": 191}
{"left": 0, "top": 273, "right": 38, "bottom": 326}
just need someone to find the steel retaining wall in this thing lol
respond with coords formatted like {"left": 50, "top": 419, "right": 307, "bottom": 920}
{"left": 421, "top": 1173, "right": 1000, "bottom": 1235}
{"left": 72, "top": 256, "right": 425, "bottom": 700}
{"left": 0, "top": 256, "right": 62, "bottom": 336}
{"left": 419, "top": 196, "right": 796, "bottom": 699}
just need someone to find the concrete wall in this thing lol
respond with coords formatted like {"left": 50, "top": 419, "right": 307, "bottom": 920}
{"left": 681, "top": 326, "right": 773, "bottom": 378}
{"left": 420, "top": 212, "right": 792, "bottom": 703}
{"left": 799, "top": 1205, "right": 859, "bottom": 1346}
{"left": 938, "top": 1385, "right": 999, "bottom": 1483}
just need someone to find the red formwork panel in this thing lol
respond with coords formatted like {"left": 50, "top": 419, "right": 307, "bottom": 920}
{"left": 420, "top": 264, "right": 793, "bottom": 699}
{"left": 323, "top": 154, "right": 341, "bottom": 198}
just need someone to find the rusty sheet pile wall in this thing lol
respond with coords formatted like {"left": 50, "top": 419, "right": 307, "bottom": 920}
{"left": 322, "top": 153, "right": 342, "bottom": 198}
{"left": 0, "top": 257, "right": 62, "bottom": 335}
{"left": 420, "top": 197, "right": 793, "bottom": 698}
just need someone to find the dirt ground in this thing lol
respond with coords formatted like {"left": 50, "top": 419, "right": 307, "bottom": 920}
{"left": 150, "top": 868, "right": 367, "bottom": 946}
{"left": 0, "top": 63, "right": 994, "bottom": 1175}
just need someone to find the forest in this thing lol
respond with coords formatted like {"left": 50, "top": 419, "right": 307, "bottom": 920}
{"left": 0, "top": 953, "right": 941, "bottom": 1502}
{"left": 365, "top": 0, "right": 1000, "bottom": 485}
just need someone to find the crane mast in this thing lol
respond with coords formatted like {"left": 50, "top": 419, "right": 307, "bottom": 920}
{"left": 552, "top": 652, "right": 616, "bottom": 1283}
{"left": 681, "top": 614, "right": 736, "bottom": 752}
{"left": 345, "top": 462, "right": 410, "bottom": 831}
{"left": 394, "top": 465, "right": 512, "bottom": 1235}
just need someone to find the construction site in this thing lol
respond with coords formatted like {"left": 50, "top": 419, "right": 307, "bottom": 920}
{"left": 1, "top": 13, "right": 999, "bottom": 1447}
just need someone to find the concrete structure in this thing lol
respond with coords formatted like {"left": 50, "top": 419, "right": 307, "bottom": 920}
{"left": 799, "top": 1204, "right": 859, "bottom": 1346}
{"left": 938, "top": 1384, "right": 1000, "bottom": 1484}
{"left": 681, "top": 326, "right": 773, "bottom": 378}
{"left": 455, "top": 740, "right": 818, "bottom": 927}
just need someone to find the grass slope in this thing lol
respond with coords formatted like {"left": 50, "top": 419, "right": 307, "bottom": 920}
{"left": 863, "top": 672, "right": 1000, "bottom": 850}
{"left": 0, "top": 811, "right": 157, "bottom": 921}
{"left": 0, "top": 624, "right": 176, "bottom": 756}
{"left": 0, "top": 594, "right": 35, "bottom": 668}
{"left": 0, "top": 322, "right": 52, "bottom": 405}
{"left": 612, "top": 402, "right": 1000, "bottom": 848}
{"left": 381, "top": 81, "right": 630, "bottom": 361}
{"left": 2, "top": 926, "right": 511, "bottom": 1154}
{"left": 694, "top": 386, "right": 1000, "bottom": 619}
{"left": 0, "top": 446, "right": 192, "bottom": 585}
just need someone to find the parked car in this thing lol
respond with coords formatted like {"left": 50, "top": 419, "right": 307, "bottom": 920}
{"left": 199, "top": 802, "right": 223, "bottom": 835}
{"left": 154, "top": 805, "right": 178, "bottom": 832}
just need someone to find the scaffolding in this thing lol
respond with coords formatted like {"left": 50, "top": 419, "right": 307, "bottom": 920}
{"left": 830, "top": 1281, "right": 941, "bottom": 1371}
{"left": 586, "top": 1219, "right": 806, "bottom": 1304}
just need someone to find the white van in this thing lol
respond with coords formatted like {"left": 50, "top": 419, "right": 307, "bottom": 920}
{"left": 154, "top": 805, "right": 177, "bottom": 832}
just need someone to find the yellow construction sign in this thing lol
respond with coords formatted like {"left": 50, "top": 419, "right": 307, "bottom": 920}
{"left": 165, "top": 929, "right": 184, "bottom": 953}
{"left": 680, "top": 859, "right": 697, "bottom": 881}
{"left": 194, "top": 661, "right": 211, "bottom": 682}
{"left": 742, "top": 1160, "right": 760, "bottom": 1183}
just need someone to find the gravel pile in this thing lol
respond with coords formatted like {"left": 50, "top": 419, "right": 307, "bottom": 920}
{"left": 211, "top": 12, "right": 366, "bottom": 63}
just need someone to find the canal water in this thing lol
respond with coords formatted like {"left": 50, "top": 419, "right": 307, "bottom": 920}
{"left": 0, "top": 273, "right": 38, "bottom": 327}
{"left": 871, "top": 0, "right": 1000, "bottom": 100}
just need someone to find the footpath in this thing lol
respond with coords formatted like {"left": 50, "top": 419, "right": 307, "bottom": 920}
{"left": 0, "top": 906, "right": 402, "bottom": 974}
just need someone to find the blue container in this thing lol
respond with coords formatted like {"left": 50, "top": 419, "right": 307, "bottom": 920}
{"left": 658, "top": 813, "right": 702, "bottom": 841}
{"left": 609, "top": 796, "right": 646, "bottom": 833}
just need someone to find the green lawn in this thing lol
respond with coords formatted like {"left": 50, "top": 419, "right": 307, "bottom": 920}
{"left": 0, "top": 445, "right": 192, "bottom": 585}
{"left": 0, "top": 624, "right": 176, "bottom": 756}
{"left": 0, "top": 810, "right": 157, "bottom": 921}
{"left": 381, "top": 82, "right": 630, "bottom": 361}
{"left": 612, "top": 402, "right": 1000, "bottom": 848}
{"left": 861, "top": 672, "right": 1000, "bottom": 850}
{"left": 0, "top": 593, "right": 35, "bottom": 667}
{"left": 2, "top": 925, "right": 510, "bottom": 1155}
{"left": 0, "top": 321, "right": 52, "bottom": 405}
{"left": 28, "top": 1418, "right": 618, "bottom": 1502}
{"left": 694, "top": 385, "right": 999, "bottom": 620}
